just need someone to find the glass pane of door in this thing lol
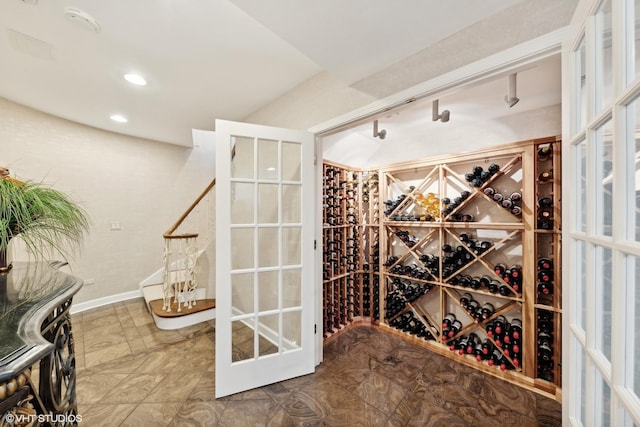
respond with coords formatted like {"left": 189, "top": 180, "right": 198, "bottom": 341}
{"left": 627, "top": 95, "right": 640, "bottom": 241}
{"left": 576, "top": 139, "right": 588, "bottom": 233}
{"left": 595, "top": 246, "right": 613, "bottom": 360}
{"left": 596, "top": 0, "right": 613, "bottom": 110}
{"left": 627, "top": 254, "right": 640, "bottom": 398}
{"left": 575, "top": 37, "right": 588, "bottom": 133}
{"left": 632, "top": 0, "right": 640, "bottom": 82}
{"left": 596, "top": 119, "right": 613, "bottom": 236}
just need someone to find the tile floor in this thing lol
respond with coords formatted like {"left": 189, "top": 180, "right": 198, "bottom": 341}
{"left": 73, "top": 298, "right": 561, "bottom": 426}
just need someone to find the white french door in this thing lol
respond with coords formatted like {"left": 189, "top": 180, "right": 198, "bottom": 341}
{"left": 215, "top": 119, "right": 316, "bottom": 398}
{"left": 563, "top": 0, "right": 640, "bottom": 425}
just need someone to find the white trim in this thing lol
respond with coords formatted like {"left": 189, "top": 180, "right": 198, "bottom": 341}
{"left": 70, "top": 289, "right": 142, "bottom": 314}
{"left": 309, "top": 27, "right": 568, "bottom": 136}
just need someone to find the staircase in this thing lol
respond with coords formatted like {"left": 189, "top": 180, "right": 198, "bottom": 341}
{"left": 140, "top": 179, "right": 216, "bottom": 330}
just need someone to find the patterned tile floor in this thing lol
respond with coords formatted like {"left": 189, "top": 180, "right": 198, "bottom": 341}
{"left": 73, "top": 298, "right": 561, "bottom": 426}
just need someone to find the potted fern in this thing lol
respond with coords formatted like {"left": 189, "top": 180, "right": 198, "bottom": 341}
{"left": 0, "top": 167, "right": 89, "bottom": 272}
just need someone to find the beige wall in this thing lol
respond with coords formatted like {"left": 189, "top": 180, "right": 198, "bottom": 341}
{"left": 0, "top": 97, "right": 215, "bottom": 304}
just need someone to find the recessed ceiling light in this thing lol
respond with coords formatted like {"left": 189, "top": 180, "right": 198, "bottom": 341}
{"left": 266, "top": 167, "right": 276, "bottom": 171}
{"left": 124, "top": 73, "right": 147, "bottom": 86}
{"left": 110, "top": 114, "right": 127, "bottom": 123}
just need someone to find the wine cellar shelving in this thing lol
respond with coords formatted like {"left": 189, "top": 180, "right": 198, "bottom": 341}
{"left": 322, "top": 162, "right": 380, "bottom": 336}
{"left": 321, "top": 136, "right": 562, "bottom": 400}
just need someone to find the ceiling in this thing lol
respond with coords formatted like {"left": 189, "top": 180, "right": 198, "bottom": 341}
{"left": 0, "top": 0, "right": 528, "bottom": 147}
{"left": 322, "top": 54, "right": 561, "bottom": 166}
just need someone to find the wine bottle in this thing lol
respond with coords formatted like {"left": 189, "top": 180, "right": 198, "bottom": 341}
{"left": 481, "top": 302, "right": 495, "bottom": 320}
{"left": 488, "top": 280, "right": 500, "bottom": 294}
{"left": 472, "top": 166, "right": 483, "bottom": 176}
{"left": 538, "top": 257, "right": 553, "bottom": 270}
{"left": 479, "top": 241, "right": 493, "bottom": 252}
{"left": 538, "top": 269, "right": 552, "bottom": 282}
{"left": 494, "top": 263, "right": 507, "bottom": 277}
{"left": 483, "top": 187, "right": 495, "bottom": 197}
{"left": 460, "top": 214, "right": 474, "bottom": 222}
{"left": 479, "top": 275, "right": 491, "bottom": 288}
{"left": 509, "top": 192, "right": 522, "bottom": 202}
{"left": 510, "top": 205, "right": 522, "bottom": 216}
{"left": 538, "top": 341, "right": 553, "bottom": 362}
{"left": 538, "top": 170, "right": 553, "bottom": 182}
{"left": 485, "top": 321, "right": 495, "bottom": 337}
{"left": 458, "top": 275, "right": 471, "bottom": 287}
{"left": 493, "top": 315, "right": 507, "bottom": 335}
{"left": 492, "top": 192, "right": 504, "bottom": 203}
{"left": 466, "top": 300, "right": 480, "bottom": 316}
{"left": 448, "top": 320, "right": 462, "bottom": 337}
{"left": 459, "top": 292, "right": 473, "bottom": 308}
{"left": 502, "top": 324, "right": 512, "bottom": 344}
{"left": 538, "top": 219, "right": 554, "bottom": 230}
{"left": 475, "top": 342, "right": 487, "bottom": 362}
{"left": 480, "top": 338, "right": 494, "bottom": 357}
{"left": 488, "top": 349, "right": 509, "bottom": 371}
{"left": 510, "top": 339, "right": 521, "bottom": 355}
{"left": 499, "top": 284, "right": 512, "bottom": 296}
{"left": 509, "top": 264, "right": 522, "bottom": 278}
{"left": 456, "top": 336, "right": 469, "bottom": 355}
{"left": 467, "top": 279, "right": 480, "bottom": 293}
{"left": 510, "top": 318, "right": 523, "bottom": 340}
{"left": 493, "top": 331, "right": 504, "bottom": 348}
{"left": 502, "top": 342, "right": 512, "bottom": 357}
{"left": 442, "top": 313, "right": 456, "bottom": 328}
{"left": 537, "top": 144, "right": 553, "bottom": 160}
{"left": 488, "top": 163, "right": 500, "bottom": 174}
{"left": 512, "top": 353, "right": 521, "bottom": 368}
{"left": 538, "top": 281, "right": 554, "bottom": 295}
{"left": 538, "top": 197, "right": 554, "bottom": 208}
{"left": 466, "top": 333, "right": 480, "bottom": 354}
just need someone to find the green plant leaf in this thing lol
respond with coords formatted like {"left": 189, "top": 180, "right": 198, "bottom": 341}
{"left": 0, "top": 179, "right": 89, "bottom": 261}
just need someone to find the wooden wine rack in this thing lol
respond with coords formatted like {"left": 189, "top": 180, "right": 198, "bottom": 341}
{"left": 321, "top": 136, "right": 562, "bottom": 401}
{"left": 322, "top": 161, "right": 380, "bottom": 336}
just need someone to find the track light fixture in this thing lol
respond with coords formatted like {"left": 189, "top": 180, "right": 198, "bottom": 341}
{"left": 505, "top": 73, "right": 520, "bottom": 108}
{"left": 373, "top": 120, "right": 387, "bottom": 139}
{"left": 432, "top": 99, "right": 450, "bottom": 122}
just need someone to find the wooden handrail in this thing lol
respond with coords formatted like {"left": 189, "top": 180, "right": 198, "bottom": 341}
{"left": 164, "top": 178, "right": 216, "bottom": 236}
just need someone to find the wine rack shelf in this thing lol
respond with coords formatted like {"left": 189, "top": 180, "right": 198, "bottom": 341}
{"left": 321, "top": 136, "right": 562, "bottom": 400}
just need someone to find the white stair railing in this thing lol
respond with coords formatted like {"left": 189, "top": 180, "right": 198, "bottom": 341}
{"left": 161, "top": 179, "right": 215, "bottom": 313}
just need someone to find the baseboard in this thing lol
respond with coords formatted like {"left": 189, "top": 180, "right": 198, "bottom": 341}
{"left": 71, "top": 289, "right": 143, "bottom": 314}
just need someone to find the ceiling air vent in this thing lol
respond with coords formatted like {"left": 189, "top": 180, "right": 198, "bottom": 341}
{"left": 64, "top": 8, "right": 101, "bottom": 33}
{"left": 7, "top": 29, "right": 54, "bottom": 61}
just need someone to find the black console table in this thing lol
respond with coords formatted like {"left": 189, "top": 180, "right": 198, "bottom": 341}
{"left": 0, "top": 262, "right": 82, "bottom": 426}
